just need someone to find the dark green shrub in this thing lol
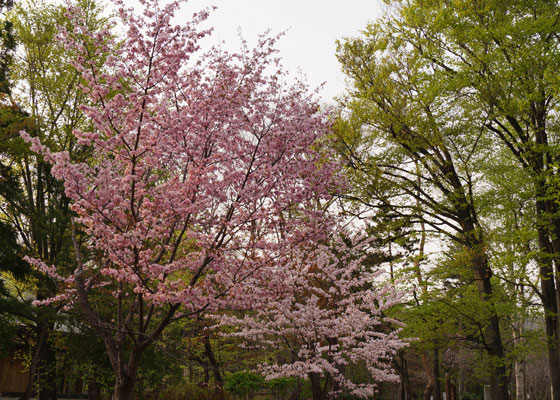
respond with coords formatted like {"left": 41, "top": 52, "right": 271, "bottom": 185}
{"left": 223, "top": 371, "right": 265, "bottom": 398}
{"left": 158, "top": 382, "right": 228, "bottom": 400}
{"left": 265, "top": 376, "right": 297, "bottom": 398}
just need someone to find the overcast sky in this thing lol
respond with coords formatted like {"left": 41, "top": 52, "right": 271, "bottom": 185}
{"left": 173, "top": 0, "right": 384, "bottom": 102}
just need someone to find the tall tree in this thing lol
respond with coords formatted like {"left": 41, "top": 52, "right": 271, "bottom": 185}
{"left": 0, "top": 0, "right": 14, "bottom": 96}
{"left": 361, "top": 0, "right": 560, "bottom": 397}
{"left": 0, "top": 1, "right": 105, "bottom": 398}
{"left": 24, "top": 1, "right": 342, "bottom": 400}
{"left": 335, "top": 19, "right": 509, "bottom": 398}
{"left": 480, "top": 143, "right": 543, "bottom": 400}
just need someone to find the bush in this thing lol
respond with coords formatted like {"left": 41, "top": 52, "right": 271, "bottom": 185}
{"left": 158, "top": 382, "right": 228, "bottom": 400}
{"left": 265, "top": 377, "right": 298, "bottom": 398}
{"left": 223, "top": 371, "right": 265, "bottom": 398}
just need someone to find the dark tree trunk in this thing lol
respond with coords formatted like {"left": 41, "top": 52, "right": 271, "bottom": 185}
{"left": 203, "top": 366, "right": 209, "bottom": 385}
{"left": 394, "top": 351, "right": 411, "bottom": 400}
{"left": 288, "top": 380, "right": 301, "bottom": 400}
{"left": 421, "top": 138, "right": 509, "bottom": 399}
{"left": 536, "top": 197, "right": 560, "bottom": 400}
{"left": 445, "top": 374, "right": 457, "bottom": 400}
{"left": 114, "top": 375, "right": 136, "bottom": 400}
{"left": 20, "top": 323, "right": 48, "bottom": 400}
{"left": 433, "top": 347, "right": 441, "bottom": 400}
{"left": 309, "top": 372, "right": 324, "bottom": 400}
{"left": 455, "top": 197, "right": 509, "bottom": 400}
{"left": 470, "top": 249, "right": 509, "bottom": 400}
{"left": 421, "top": 351, "right": 435, "bottom": 400}
{"left": 38, "top": 329, "right": 57, "bottom": 400}
{"left": 113, "top": 350, "right": 141, "bottom": 400}
{"left": 490, "top": 112, "right": 560, "bottom": 399}
{"left": 401, "top": 353, "right": 411, "bottom": 400}
{"left": 88, "top": 381, "right": 101, "bottom": 400}
{"left": 203, "top": 334, "right": 223, "bottom": 388}
{"left": 531, "top": 109, "right": 560, "bottom": 400}
{"left": 403, "top": 355, "right": 412, "bottom": 400}
{"left": 543, "top": 211, "right": 560, "bottom": 400}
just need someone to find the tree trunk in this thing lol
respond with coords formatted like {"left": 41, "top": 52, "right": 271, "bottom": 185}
{"left": 400, "top": 353, "right": 411, "bottom": 400}
{"left": 88, "top": 381, "right": 101, "bottom": 400}
{"left": 309, "top": 372, "right": 324, "bottom": 400}
{"left": 288, "top": 380, "right": 301, "bottom": 400}
{"left": 446, "top": 163, "right": 508, "bottom": 399}
{"left": 513, "top": 322, "right": 526, "bottom": 400}
{"left": 113, "top": 351, "right": 141, "bottom": 400}
{"left": 529, "top": 110, "right": 560, "bottom": 400}
{"left": 433, "top": 347, "right": 441, "bottom": 400}
{"left": 536, "top": 196, "right": 560, "bottom": 400}
{"left": 414, "top": 218, "right": 434, "bottom": 400}
{"left": 467, "top": 242, "right": 509, "bottom": 400}
{"left": 393, "top": 351, "right": 411, "bottom": 400}
{"left": 474, "top": 278, "right": 509, "bottom": 399}
{"left": 514, "top": 360, "right": 526, "bottom": 400}
{"left": 38, "top": 329, "right": 57, "bottom": 400}
{"left": 20, "top": 323, "right": 48, "bottom": 400}
{"left": 445, "top": 373, "right": 457, "bottom": 400}
{"left": 114, "top": 374, "right": 137, "bottom": 400}
{"left": 203, "top": 365, "right": 209, "bottom": 385}
{"left": 203, "top": 334, "right": 223, "bottom": 388}
{"left": 421, "top": 351, "right": 435, "bottom": 400}
{"left": 548, "top": 228, "right": 560, "bottom": 400}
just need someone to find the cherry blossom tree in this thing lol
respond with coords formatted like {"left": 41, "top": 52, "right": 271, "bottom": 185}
{"left": 221, "top": 233, "right": 408, "bottom": 400}
{"left": 20, "top": 0, "right": 342, "bottom": 399}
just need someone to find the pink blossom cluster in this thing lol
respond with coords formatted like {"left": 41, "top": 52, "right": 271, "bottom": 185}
{"left": 220, "top": 233, "right": 408, "bottom": 398}
{"left": 21, "top": 0, "right": 341, "bottom": 320}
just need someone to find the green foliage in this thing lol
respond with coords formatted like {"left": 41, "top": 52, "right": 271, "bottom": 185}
{"left": 57, "top": 321, "right": 114, "bottom": 390}
{"left": 0, "top": 2, "right": 112, "bottom": 398}
{"left": 461, "top": 392, "right": 481, "bottom": 400}
{"left": 223, "top": 372, "right": 265, "bottom": 398}
{"left": 0, "top": 0, "right": 15, "bottom": 95}
{"left": 136, "top": 341, "right": 185, "bottom": 396}
{"left": 158, "top": 382, "right": 228, "bottom": 400}
{"left": 334, "top": 0, "right": 560, "bottom": 395}
{"left": 0, "top": 314, "right": 16, "bottom": 356}
{"left": 265, "top": 376, "right": 296, "bottom": 392}
{"left": 265, "top": 377, "right": 299, "bottom": 398}
{"left": 0, "top": 0, "right": 555, "bottom": 396}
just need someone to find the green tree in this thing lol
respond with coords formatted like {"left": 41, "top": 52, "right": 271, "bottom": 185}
{"left": 479, "top": 144, "right": 544, "bottom": 400}
{"left": 223, "top": 372, "right": 265, "bottom": 400}
{"left": 0, "top": 1, "right": 106, "bottom": 398}
{"left": 335, "top": 19, "right": 510, "bottom": 398}
{"left": 0, "top": 0, "right": 14, "bottom": 96}
{"left": 351, "top": 0, "right": 560, "bottom": 398}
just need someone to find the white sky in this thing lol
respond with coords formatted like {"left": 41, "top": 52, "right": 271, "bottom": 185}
{"left": 169, "top": 0, "right": 384, "bottom": 102}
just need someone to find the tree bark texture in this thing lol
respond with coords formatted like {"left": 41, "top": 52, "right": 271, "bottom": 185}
{"left": 513, "top": 318, "right": 527, "bottom": 400}
{"left": 421, "top": 351, "right": 435, "bottom": 400}
{"left": 20, "top": 323, "right": 48, "bottom": 400}
{"left": 309, "top": 372, "right": 325, "bottom": 400}
{"left": 433, "top": 347, "right": 441, "bottom": 400}
{"left": 88, "top": 381, "right": 101, "bottom": 400}
{"left": 37, "top": 329, "right": 57, "bottom": 400}
{"left": 112, "top": 350, "right": 141, "bottom": 400}
{"left": 203, "top": 334, "right": 223, "bottom": 388}
{"left": 536, "top": 193, "right": 560, "bottom": 400}
{"left": 470, "top": 250, "right": 509, "bottom": 400}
